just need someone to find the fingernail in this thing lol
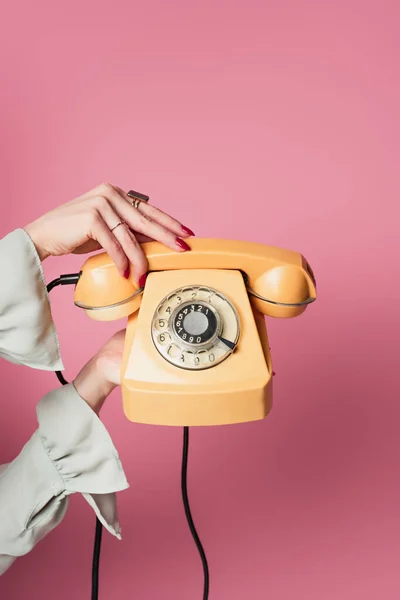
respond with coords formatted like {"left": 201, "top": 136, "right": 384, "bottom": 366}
{"left": 181, "top": 225, "right": 195, "bottom": 237}
{"left": 176, "top": 237, "right": 191, "bottom": 251}
{"left": 272, "top": 371, "right": 276, "bottom": 376}
{"left": 138, "top": 272, "right": 148, "bottom": 287}
{"left": 124, "top": 267, "right": 130, "bottom": 279}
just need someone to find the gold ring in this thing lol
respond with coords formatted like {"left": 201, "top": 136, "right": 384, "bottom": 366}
{"left": 110, "top": 221, "right": 125, "bottom": 232}
{"left": 127, "top": 190, "right": 150, "bottom": 209}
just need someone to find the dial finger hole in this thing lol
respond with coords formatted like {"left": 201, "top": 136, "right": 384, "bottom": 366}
{"left": 167, "top": 343, "right": 181, "bottom": 358}
{"left": 196, "top": 287, "right": 213, "bottom": 302}
{"left": 209, "top": 293, "right": 225, "bottom": 309}
{"left": 158, "top": 332, "right": 171, "bottom": 345}
{"left": 154, "top": 317, "right": 168, "bottom": 331}
{"left": 182, "top": 287, "right": 197, "bottom": 301}
{"left": 210, "top": 346, "right": 226, "bottom": 361}
{"left": 157, "top": 303, "right": 173, "bottom": 319}
{"left": 196, "top": 349, "right": 208, "bottom": 365}
{"left": 169, "top": 292, "right": 184, "bottom": 305}
{"left": 181, "top": 350, "right": 194, "bottom": 365}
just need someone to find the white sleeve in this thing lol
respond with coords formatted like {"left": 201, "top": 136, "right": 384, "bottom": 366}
{"left": 0, "top": 228, "right": 64, "bottom": 371}
{"left": 0, "top": 383, "right": 129, "bottom": 575}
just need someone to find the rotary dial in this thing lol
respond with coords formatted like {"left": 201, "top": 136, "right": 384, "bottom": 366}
{"left": 151, "top": 286, "right": 240, "bottom": 370}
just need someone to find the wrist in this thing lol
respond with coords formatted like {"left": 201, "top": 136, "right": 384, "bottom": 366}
{"left": 24, "top": 221, "right": 50, "bottom": 261}
{"left": 73, "top": 356, "right": 116, "bottom": 414}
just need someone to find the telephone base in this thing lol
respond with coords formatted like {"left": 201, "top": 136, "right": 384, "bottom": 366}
{"left": 122, "top": 383, "right": 272, "bottom": 427}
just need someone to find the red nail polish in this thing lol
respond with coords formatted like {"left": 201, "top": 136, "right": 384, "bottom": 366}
{"left": 138, "top": 273, "right": 148, "bottom": 287}
{"left": 124, "top": 267, "right": 130, "bottom": 279}
{"left": 272, "top": 371, "right": 276, "bottom": 376}
{"left": 181, "top": 225, "right": 195, "bottom": 237}
{"left": 176, "top": 237, "right": 191, "bottom": 251}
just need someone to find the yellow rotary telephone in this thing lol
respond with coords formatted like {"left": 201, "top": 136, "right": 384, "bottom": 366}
{"left": 74, "top": 239, "right": 317, "bottom": 427}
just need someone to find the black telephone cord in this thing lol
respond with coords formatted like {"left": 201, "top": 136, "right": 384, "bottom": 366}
{"left": 47, "top": 275, "right": 209, "bottom": 600}
{"left": 47, "top": 275, "right": 104, "bottom": 600}
{"left": 181, "top": 426, "right": 210, "bottom": 600}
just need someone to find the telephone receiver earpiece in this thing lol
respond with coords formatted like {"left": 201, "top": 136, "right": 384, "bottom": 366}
{"left": 74, "top": 238, "right": 317, "bottom": 321}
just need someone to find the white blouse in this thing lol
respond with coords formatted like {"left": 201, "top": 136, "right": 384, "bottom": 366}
{"left": 0, "top": 229, "right": 129, "bottom": 575}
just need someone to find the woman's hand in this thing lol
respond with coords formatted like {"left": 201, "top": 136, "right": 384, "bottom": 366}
{"left": 73, "top": 329, "right": 126, "bottom": 414}
{"left": 24, "top": 183, "right": 194, "bottom": 285}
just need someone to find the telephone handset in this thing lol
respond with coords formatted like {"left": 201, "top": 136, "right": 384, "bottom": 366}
{"left": 74, "top": 239, "right": 316, "bottom": 426}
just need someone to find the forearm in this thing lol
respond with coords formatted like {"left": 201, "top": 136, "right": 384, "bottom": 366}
{"left": 73, "top": 356, "right": 116, "bottom": 415}
{"left": 0, "top": 229, "right": 63, "bottom": 371}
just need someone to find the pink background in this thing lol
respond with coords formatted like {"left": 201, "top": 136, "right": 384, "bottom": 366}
{"left": 0, "top": 1, "right": 399, "bottom": 598}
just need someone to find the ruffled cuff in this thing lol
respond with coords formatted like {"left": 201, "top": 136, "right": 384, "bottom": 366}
{"left": 0, "top": 384, "right": 128, "bottom": 575}
{"left": 36, "top": 383, "right": 129, "bottom": 536}
{"left": 0, "top": 228, "right": 64, "bottom": 371}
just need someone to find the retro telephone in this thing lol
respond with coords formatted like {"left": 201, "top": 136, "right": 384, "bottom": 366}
{"left": 49, "top": 237, "right": 316, "bottom": 599}
{"left": 74, "top": 238, "right": 317, "bottom": 426}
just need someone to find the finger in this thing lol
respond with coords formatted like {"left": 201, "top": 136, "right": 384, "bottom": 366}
{"left": 115, "top": 185, "right": 195, "bottom": 238}
{"left": 136, "top": 201, "right": 195, "bottom": 238}
{"left": 132, "top": 232, "right": 154, "bottom": 244}
{"left": 114, "top": 226, "right": 148, "bottom": 284}
{"left": 91, "top": 196, "right": 148, "bottom": 282}
{"left": 127, "top": 208, "right": 191, "bottom": 252}
{"left": 80, "top": 182, "right": 193, "bottom": 238}
{"left": 89, "top": 213, "right": 129, "bottom": 277}
{"left": 91, "top": 184, "right": 192, "bottom": 253}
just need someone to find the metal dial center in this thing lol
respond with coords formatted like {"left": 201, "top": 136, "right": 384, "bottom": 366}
{"left": 172, "top": 301, "right": 219, "bottom": 347}
{"left": 183, "top": 311, "right": 208, "bottom": 335}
